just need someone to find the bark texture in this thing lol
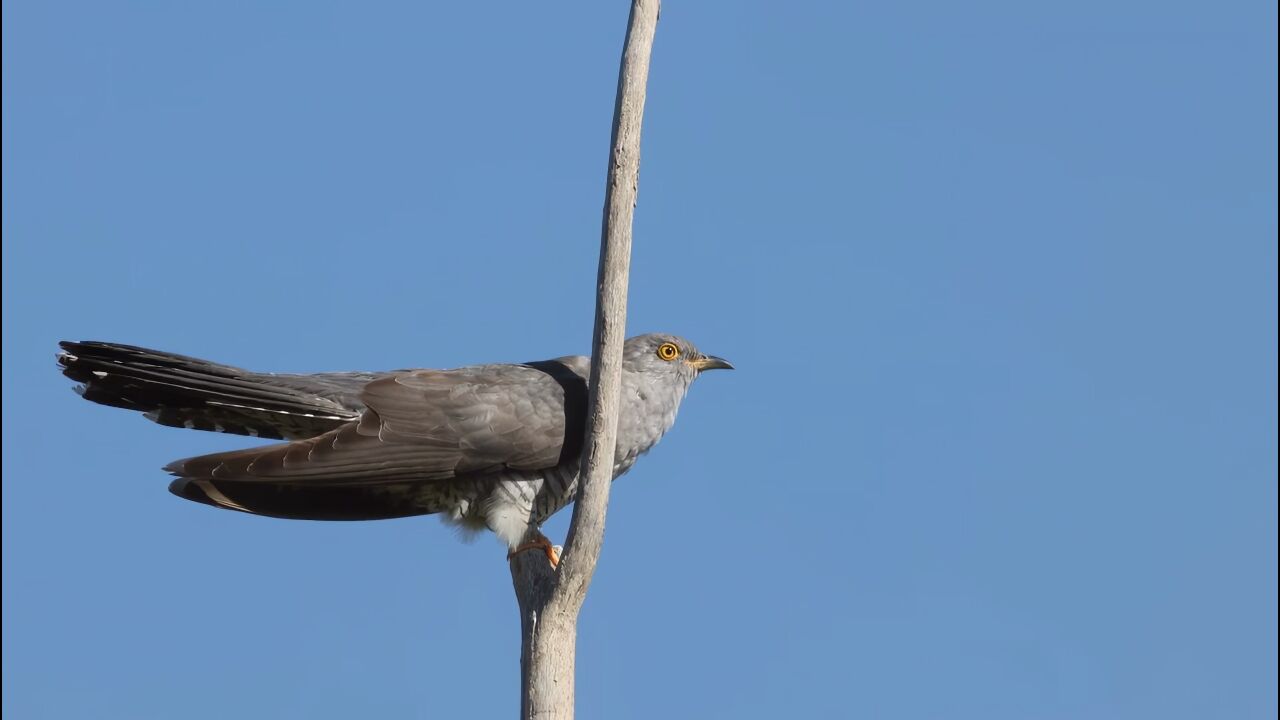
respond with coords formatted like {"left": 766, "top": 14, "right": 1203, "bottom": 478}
{"left": 509, "top": 1, "right": 661, "bottom": 717}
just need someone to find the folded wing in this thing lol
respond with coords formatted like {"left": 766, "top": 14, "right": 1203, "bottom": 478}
{"left": 164, "top": 359, "right": 589, "bottom": 518}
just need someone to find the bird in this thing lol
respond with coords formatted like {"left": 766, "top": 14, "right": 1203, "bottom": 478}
{"left": 56, "top": 334, "right": 732, "bottom": 566}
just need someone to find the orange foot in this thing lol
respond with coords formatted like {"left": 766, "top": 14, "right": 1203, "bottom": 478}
{"left": 508, "top": 535, "right": 561, "bottom": 568}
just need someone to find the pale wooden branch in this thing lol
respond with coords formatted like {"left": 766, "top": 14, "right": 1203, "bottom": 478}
{"left": 508, "top": 1, "right": 661, "bottom": 718}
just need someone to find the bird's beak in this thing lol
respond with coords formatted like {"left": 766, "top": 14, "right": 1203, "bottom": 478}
{"left": 690, "top": 354, "right": 734, "bottom": 372}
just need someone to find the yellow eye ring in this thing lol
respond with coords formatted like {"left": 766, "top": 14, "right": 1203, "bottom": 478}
{"left": 656, "top": 342, "right": 680, "bottom": 361}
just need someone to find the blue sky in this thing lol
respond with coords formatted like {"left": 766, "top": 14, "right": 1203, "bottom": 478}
{"left": 3, "top": 1, "right": 1276, "bottom": 718}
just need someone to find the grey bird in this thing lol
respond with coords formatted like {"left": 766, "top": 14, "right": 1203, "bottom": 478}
{"left": 56, "top": 334, "right": 732, "bottom": 565}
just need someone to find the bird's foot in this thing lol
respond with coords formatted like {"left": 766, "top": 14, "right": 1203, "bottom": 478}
{"left": 508, "top": 536, "right": 561, "bottom": 568}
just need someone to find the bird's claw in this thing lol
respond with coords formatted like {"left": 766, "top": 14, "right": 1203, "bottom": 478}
{"left": 508, "top": 538, "right": 561, "bottom": 568}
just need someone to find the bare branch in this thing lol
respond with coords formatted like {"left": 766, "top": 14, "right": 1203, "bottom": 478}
{"left": 556, "top": 0, "right": 660, "bottom": 602}
{"left": 509, "top": 1, "right": 661, "bottom": 717}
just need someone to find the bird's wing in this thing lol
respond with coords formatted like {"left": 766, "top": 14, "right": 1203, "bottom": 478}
{"left": 169, "top": 476, "right": 461, "bottom": 521}
{"left": 164, "top": 358, "right": 588, "bottom": 485}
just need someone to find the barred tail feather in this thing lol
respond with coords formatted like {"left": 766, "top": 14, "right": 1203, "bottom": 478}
{"left": 57, "top": 340, "right": 360, "bottom": 440}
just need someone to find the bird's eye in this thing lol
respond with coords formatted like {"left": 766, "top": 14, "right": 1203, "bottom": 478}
{"left": 656, "top": 342, "right": 680, "bottom": 361}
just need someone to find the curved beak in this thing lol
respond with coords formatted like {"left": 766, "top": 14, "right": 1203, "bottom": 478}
{"left": 691, "top": 354, "right": 734, "bottom": 372}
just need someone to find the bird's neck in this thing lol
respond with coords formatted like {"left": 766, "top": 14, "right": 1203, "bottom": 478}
{"left": 612, "top": 370, "right": 694, "bottom": 473}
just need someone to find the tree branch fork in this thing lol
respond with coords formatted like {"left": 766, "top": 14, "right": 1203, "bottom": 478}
{"left": 507, "top": 1, "right": 661, "bottom": 718}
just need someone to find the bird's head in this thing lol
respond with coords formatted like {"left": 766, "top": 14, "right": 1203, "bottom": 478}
{"left": 622, "top": 333, "right": 733, "bottom": 384}
{"left": 611, "top": 333, "right": 732, "bottom": 459}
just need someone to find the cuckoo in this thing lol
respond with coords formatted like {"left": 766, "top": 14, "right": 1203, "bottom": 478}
{"left": 56, "top": 334, "right": 732, "bottom": 565}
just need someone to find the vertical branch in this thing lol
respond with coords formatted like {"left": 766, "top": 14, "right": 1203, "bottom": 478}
{"left": 557, "top": 0, "right": 660, "bottom": 600}
{"left": 509, "top": 1, "right": 661, "bottom": 718}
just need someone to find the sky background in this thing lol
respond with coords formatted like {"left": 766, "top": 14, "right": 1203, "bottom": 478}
{"left": 3, "top": 1, "right": 1276, "bottom": 718}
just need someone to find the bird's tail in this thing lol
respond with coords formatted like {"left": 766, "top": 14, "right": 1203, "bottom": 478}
{"left": 57, "top": 341, "right": 360, "bottom": 439}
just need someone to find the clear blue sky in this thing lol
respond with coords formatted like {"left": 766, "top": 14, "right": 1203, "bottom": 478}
{"left": 3, "top": 1, "right": 1276, "bottom": 718}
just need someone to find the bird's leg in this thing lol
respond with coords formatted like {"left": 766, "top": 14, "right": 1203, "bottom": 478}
{"left": 507, "top": 530, "right": 561, "bottom": 568}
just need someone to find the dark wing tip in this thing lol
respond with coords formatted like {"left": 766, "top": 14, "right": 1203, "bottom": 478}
{"left": 168, "top": 477, "right": 257, "bottom": 515}
{"left": 169, "top": 477, "right": 215, "bottom": 507}
{"left": 168, "top": 476, "right": 195, "bottom": 498}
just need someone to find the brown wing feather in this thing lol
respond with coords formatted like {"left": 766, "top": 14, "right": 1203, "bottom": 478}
{"left": 164, "top": 359, "right": 588, "bottom": 487}
{"left": 169, "top": 476, "right": 444, "bottom": 520}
